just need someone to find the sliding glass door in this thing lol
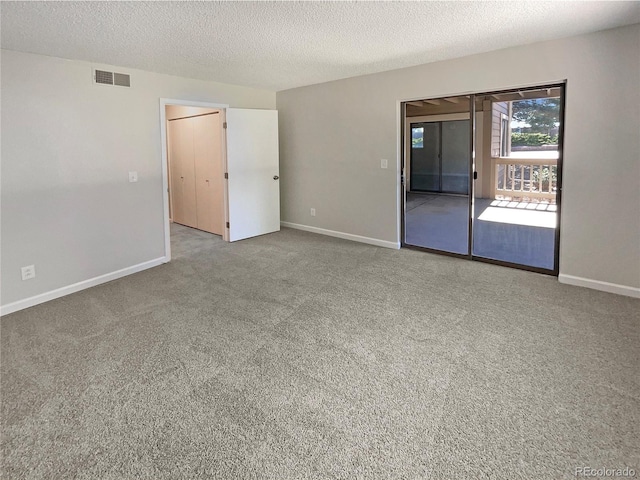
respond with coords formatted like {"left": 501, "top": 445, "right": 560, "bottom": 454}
{"left": 402, "top": 84, "right": 563, "bottom": 275}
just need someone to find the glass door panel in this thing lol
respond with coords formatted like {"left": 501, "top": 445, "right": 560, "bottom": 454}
{"left": 471, "top": 87, "right": 562, "bottom": 272}
{"left": 404, "top": 97, "right": 471, "bottom": 256}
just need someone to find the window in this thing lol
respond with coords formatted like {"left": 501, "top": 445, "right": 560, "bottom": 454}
{"left": 412, "top": 126, "right": 424, "bottom": 148}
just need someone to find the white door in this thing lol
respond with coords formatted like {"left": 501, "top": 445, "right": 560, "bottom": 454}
{"left": 226, "top": 108, "right": 280, "bottom": 242}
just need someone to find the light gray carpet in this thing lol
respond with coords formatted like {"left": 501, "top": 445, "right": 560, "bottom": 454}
{"left": 2, "top": 224, "right": 639, "bottom": 479}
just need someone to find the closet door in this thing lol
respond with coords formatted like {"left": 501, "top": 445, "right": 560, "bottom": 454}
{"left": 168, "top": 118, "right": 197, "bottom": 228}
{"left": 193, "top": 113, "right": 223, "bottom": 235}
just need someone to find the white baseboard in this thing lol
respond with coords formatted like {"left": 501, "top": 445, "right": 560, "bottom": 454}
{"left": 0, "top": 257, "right": 168, "bottom": 316}
{"left": 281, "top": 221, "right": 400, "bottom": 250}
{"left": 558, "top": 274, "right": 640, "bottom": 298}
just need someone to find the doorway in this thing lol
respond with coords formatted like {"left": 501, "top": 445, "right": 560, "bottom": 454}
{"left": 166, "top": 105, "right": 225, "bottom": 236}
{"left": 401, "top": 84, "right": 564, "bottom": 274}
{"left": 159, "top": 99, "right": 282, "bottom": 262}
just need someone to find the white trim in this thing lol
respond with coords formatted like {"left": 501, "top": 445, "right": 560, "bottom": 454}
{"left": 558, "top": 274, "right": 640, "bottom": 298}
{"left": 396, "top": 100, "right": 403, "bottom": 247}
{"left": 281, "top": 222, "right": 400, "bottom": 250}
{"left": 161, "top": 99, "right": 229, "bottom": 109}
{"left": 159, "top": 98, "right": 230, "bottom": 260}
{"left": 0, "top": 257, "right": 167, "bottom": 316}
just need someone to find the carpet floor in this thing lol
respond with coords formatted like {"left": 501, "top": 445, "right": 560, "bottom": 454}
{"left": 2, "top": 224, "right": 639, "bottom": 479}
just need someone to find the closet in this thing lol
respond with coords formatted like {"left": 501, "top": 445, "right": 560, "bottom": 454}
{"left": 167, "top": 111, "right": 224, "bottom": 235}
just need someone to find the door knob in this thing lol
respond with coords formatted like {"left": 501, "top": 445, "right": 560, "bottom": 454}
{"left": 273, "top": 175, "right": 279, "bottom": 180}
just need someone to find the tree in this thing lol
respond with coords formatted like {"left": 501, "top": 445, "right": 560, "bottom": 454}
{"left": 512, "top": 98, "right": 560, "bottom": 135}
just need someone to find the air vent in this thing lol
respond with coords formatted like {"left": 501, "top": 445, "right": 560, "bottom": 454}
{"left": 94, "top": 69, "right": 131, "bottom": 87}
{"left": 95, "top": 69, "right": 113, "bottom": 85}
{"left": 114, "top": 72, "right": 130, "bottom": 87}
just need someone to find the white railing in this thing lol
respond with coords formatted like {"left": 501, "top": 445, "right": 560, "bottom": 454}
{"left": 492, "top": 157, "right": 558, "bottom": 201}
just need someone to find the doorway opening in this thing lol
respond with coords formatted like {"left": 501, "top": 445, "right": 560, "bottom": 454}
{"left": 166, "top": 105, "right": 225, "bottom": 236}
{"left": 401, "top": 83, "right": 564, "bottom": 274}
{"left": 159, "top": 100, "right": 281, "bottom": 262}
{"left": 160, "top": 100, "right": 230, "bottom": 262}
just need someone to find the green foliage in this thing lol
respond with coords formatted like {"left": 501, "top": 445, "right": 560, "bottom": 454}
{"left": 511, "top": 133, "right": 555, "bottom": 146}
{"left": 512, "top": 97, "right": 560, "bottom": 134}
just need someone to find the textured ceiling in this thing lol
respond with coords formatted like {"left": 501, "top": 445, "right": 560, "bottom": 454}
{"left": 2, "top": 1, "right": 639, "bottom": 91}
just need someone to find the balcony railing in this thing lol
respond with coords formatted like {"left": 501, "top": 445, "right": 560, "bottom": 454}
{"left": 492, "top": 157, "right": 558, "bottom": 202}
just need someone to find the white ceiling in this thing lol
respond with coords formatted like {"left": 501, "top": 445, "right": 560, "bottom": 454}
{"left": 2, "top": 1, "right": 639, "bottom": 91}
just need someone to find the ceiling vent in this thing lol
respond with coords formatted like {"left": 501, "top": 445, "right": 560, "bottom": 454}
{"left": 94, "top": 69, "right": 130, "bottom": 87}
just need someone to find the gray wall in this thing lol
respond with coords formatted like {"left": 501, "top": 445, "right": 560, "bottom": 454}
{"left": 1, "top": 50, "right": 275, "bottom": 309}
{"left": 276, "top": 24, "right": 640, "bottom": 292}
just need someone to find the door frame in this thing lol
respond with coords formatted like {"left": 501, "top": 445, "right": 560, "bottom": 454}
{"left": 398, "top": 81, "right": 566, "bottom": 275}
{"left": 159, "top": 98, "right": 229, "bottom": 262}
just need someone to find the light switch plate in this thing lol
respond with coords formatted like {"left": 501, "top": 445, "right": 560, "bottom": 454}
{"left": 129, "top": 171, "right": 138, "bottom": 183}
{"left": 381, "top": 159, "right": 388, "bottom": 169}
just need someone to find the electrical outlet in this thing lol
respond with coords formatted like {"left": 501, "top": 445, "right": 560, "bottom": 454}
{"left": 381, "top": 159, "right": 388, "bottom": 169}
{"left": 21, "top": 265, "right": 36, "bottom": 281}
{"left": 310, "top": 208, "right": 316, "bottom": 217}
{"left": 129, "top": 171, "right": 138, "bottom": 183}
